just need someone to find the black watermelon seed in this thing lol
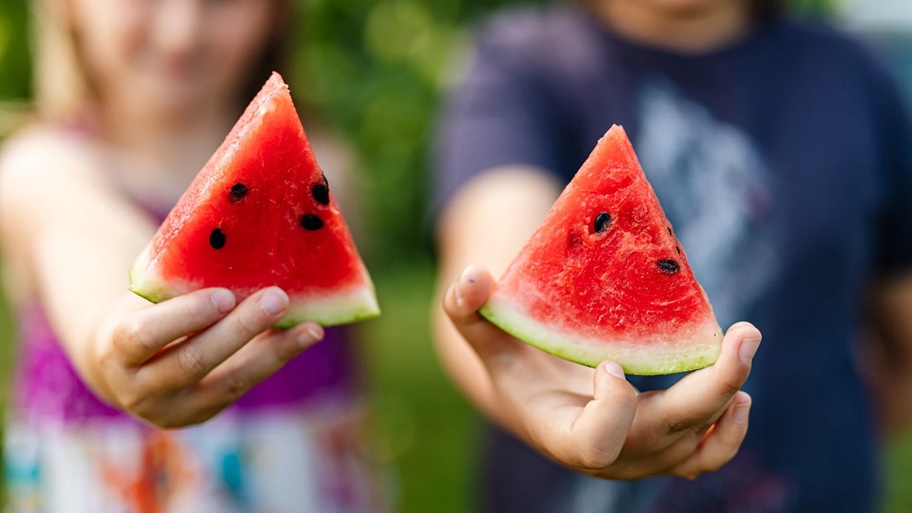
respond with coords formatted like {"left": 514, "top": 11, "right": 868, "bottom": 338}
{"left": 657, "top": 259, "right": 680, "bottom": 274}
{"left": 594, "top": 212, "right": 611, "bottom": 233}
{"left": 312, "top": 183, "right": 330, "bottom": 205}
{"left": 209, "top": 228, "right": 226, "bottom": 249}
{"left": 229, "top": 183, "right": 248, "bottom": 202}
{"left": 675, "top": 246, "right": 681, "bottom": 255}
{"left": 300, "top": 214, "right": 324, "bottom": 231}
{"left": 667, "top": 227, "right": 673, "bottom": 236}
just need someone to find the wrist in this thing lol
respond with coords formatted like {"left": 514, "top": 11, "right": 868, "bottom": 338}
{"left": 73, "top": 311, "right": 121, "bottom": 408}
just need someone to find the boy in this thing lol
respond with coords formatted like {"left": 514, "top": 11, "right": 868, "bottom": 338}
{"left": 435, "top": 0, "right": 912, "bottom": 511}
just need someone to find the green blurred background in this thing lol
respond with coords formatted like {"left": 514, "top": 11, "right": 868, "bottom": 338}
{"left": 1, "top": 0, "right": 912, "bottom": 512}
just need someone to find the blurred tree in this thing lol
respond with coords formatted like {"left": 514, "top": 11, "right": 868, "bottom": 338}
{"left": 0, "top": 1, "right": 29, "bottom": 100}
{"left": 0, "top": 0, "right": 30, "bottom": 134}
{"left": 793, "top": 0, "right": 833, "bottom": 16}
{"left": 288, "top": 0, "right": 552, "bottom": 267}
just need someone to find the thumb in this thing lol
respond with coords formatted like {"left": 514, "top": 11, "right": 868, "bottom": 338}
{"left": 443, "top": 265, "right": 524, "bottom": 366}
{"left": 445, "top": 264, "right": 492, "bottom": 315}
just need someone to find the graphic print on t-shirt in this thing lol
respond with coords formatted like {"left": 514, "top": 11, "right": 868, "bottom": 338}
{"left": 634, "top": 78, "right": 778, "bottom": 327}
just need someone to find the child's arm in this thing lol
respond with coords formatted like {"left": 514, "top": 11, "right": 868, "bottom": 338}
{"left": 866, "top": 275, "right": 912, "bottom": 435}
{"left": 434, "top": 166, "right": 759, "bottom": 479}
{"left": 0, "top": 129, "right": 323, "bottom": 427}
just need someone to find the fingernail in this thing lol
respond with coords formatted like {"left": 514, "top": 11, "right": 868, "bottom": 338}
{"left": 739, "top": 337, "right": 760, "bottom": 365}
{"left": 211, "top": 289, "right": 236, "bottom": 313}
{"left": 259, "top": 289, "right": 289, "bottom": 316}
{"left": 604, "top": 361, "right": 625, "bottom": 379}
{"left": 733, "top": 400, "right": 751, "bottom": 424}
{"left": 298, "top": 324, "right": 323, "bottom": 347}
{"left": 455, "top": 266, "right": 479, "bottom": 307}
{"left": 460, "top": 265, "right": 478, "bottom": 286}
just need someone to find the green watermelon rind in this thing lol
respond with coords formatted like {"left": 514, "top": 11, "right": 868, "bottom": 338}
{"left": 129, "top": 255, "right": 381, "bottom": 328}
{"left": 478, "top": 298, "right": 722, "bottom": 376}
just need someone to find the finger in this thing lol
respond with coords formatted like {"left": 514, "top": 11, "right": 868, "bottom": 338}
{"left": 559, "top": 361, "right": 638, "bottom": 469}
{"left": 114, "top": 288, "right": 237, "bottom": 366}
{"left": 138, "top": 287, "right": 290, "bottom": 390}
{"left": 184, "top": 323, "right": 325, "bottom": 423}
{"left": 444, "top": 265, "right": 526, "bottom": 366}
{"left": 668, "top": 391, "right": 751, "bottom": 479}
{"left": 639, "top": 322, "right": 760, "bottom": 438}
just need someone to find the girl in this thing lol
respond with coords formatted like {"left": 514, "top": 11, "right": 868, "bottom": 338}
{"left": 0, "top": 0, "right": 382, "bottom": 511}
{"left": 435, "top": 0, "right": 912, "bottom": 511}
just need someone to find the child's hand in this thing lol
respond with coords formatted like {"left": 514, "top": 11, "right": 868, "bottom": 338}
{"left": 89, "top": 287, "right": 323, "bottom": 428}
{"left": 444, "top": 265, "right": 759, "bottom": 480}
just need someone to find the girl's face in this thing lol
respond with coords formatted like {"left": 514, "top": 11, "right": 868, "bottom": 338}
{"left": 620, "top": 0, "right": 743, "bottom": 16}
{"left": 67, "top": 0, "right": 278, "bottom": 119}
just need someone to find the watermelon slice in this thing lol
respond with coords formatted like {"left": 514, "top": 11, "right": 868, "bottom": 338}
{"left": 129, "top": 72, "right": 379, "bottom": 328}
{"left": 479, "top": 125, "right": 722, "bottom": 375}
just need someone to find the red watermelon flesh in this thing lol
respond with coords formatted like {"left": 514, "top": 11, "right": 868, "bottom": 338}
{"left": 130, "top": 72, "right": 379, "bottom": 328}
{"left": 479, "top": 125, "right": 721, "bottom": 375}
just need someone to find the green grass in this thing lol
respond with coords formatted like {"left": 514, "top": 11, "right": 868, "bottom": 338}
{"left": 357, "top": 261, "right": 480, "bottom": 513}
{"left": 886, "top": 432, "right": 912, "bottom": 513}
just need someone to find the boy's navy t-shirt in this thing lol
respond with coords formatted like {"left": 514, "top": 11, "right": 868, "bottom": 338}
{"left": 436, "top": 6, "right": 912, "bottom": 513}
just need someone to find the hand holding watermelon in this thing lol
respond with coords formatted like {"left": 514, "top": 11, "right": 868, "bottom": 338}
{"left": 436, "top": 126, "right": 760, "bottom": 479}
{"left": 129, "top": 73, "right": 380, "bottom": 328}
{"left": 444, "top": 265, "right": 759, "bottom": 480}
{"left": 87, "top": 287, "right": 324, "bottom": 428}
{"left": 100, "top": 73, "right": 378, "bottom": 427}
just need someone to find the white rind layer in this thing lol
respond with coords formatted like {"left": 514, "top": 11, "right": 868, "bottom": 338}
{"left": 479, "top": 295, "right": 722, "bottom": 375}
{"left": 129, "top": 246, "right": 381, "bottom": 328}
{"left": 275, "top": 283, "right": 380, "bottom": 328}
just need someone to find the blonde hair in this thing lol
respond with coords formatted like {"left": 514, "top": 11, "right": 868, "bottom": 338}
{"left": 30, "top": 0, "right": 93, "bottom": 121}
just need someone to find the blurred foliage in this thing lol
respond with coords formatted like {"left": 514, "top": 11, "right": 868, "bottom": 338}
{"left": 0, "top": 1, "right": 29, "bottom": 101}
{"left": 288, "top": 0, "right": 550, "bottom": 267}
{"left": 0, "top": 1, "right": 30, "bottom": 135}
{"left": 792, "top": 0, "right": 834, "bottom": 16}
